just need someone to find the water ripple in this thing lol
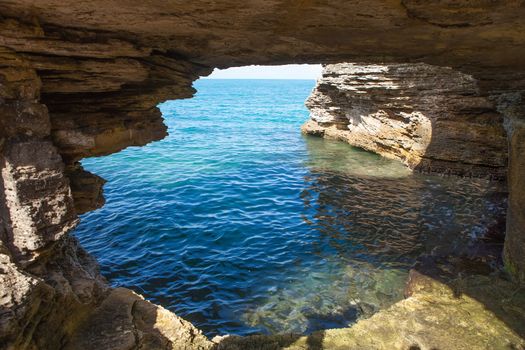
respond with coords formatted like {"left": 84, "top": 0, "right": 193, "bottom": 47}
{"left": 74, "top": 79, "right": 507, "bottom": 337}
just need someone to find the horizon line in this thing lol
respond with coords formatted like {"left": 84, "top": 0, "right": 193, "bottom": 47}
{"left": 200, "top": 77, "right": 318, "bottom": 80}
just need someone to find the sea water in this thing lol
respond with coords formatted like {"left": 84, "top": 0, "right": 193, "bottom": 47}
{"left": 74, "top": 79, "right": 506, "bottom": 336}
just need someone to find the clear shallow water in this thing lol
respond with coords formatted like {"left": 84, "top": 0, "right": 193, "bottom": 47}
{"left": 74, "top": 79, "right": 507, "bottom": 337}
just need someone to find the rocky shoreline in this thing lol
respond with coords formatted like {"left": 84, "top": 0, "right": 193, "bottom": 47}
{"left": 302, "top": 63, "right": 508, "bottom": 180}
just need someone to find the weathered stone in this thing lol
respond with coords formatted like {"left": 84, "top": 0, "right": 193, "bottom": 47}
{"left": 0, "top": 237, "right": 109, "bottom": 350}
{"left": 65, "top": 288, "right": 214, "bottom": 350}
{"left": 504, "top": 118, "right": 525, "bottom": 282}
{"left": 303, "top": 63, "right": 508, "bottom": 179}
{"left": 0, "top": 243, "right": 54, "bottom": 349}
{"left": 66, "top": 164, "right": 106, "bottom": 215}
{"left": 0, "top": 54, "right": 78, "bottom": 260}
{"left": 1, "top": 140, "right": 77, "bottom": 256}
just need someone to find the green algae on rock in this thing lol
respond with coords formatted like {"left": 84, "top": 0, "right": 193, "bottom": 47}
{"left": 218, "top": 272, "right": 525, "bottom": 350}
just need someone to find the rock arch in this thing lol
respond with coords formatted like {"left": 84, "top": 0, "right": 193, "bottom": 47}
{"left": 0, "top": 1, "right": 524, "bottom": 348}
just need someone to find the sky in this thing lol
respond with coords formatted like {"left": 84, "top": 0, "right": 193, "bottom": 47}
{"left": 204, "top": 64, "right": 323, "bottom": 80}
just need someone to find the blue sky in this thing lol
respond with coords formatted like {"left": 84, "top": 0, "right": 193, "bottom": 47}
{"left": 204, "top": 64, "right": 323, "bottom": 80}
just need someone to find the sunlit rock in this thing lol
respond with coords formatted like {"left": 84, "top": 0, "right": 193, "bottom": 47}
{"left": 303, "top": 63, "right": 508, "bottom": 179}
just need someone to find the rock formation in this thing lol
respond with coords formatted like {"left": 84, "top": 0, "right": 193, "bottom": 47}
{"left": 302, "top": 63, "right": 508, "bottom": 179}
{"left": 0, "top": 1, "right": 524, "bottom": 348}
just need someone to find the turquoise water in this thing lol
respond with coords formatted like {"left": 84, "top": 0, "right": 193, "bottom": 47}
{"left": 74, "top": 79, "right": 506, "bottom": 337}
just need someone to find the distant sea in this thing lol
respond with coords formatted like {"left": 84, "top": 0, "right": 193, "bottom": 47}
{"left": 74, "top": 79, "right": 507, "bottom": 337}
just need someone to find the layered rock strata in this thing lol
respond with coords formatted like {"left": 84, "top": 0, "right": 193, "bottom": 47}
{"left": 502, "top": 100, "right": 525, "bottom": 282}
{"left": 0, "top": 34, "right": 212, "bottom": 348}
{"left": 303, "top": 63, "right": 509, "bottom": 179}
{"left": 0, "top": 1, "right": 524, "bottom": 348}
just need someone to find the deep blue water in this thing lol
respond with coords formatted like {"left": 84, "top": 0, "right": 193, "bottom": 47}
{"left": 74, "top": 79, "right": 506, "bottom": 337}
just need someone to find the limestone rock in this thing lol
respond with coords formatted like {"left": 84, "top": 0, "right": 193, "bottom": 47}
{"left": 500, "top": 97, "right": 525, "bottom": 282}
{"left": 0, "top": 51, "right": 77, "bottom": 260}
{"left": 0, "top": 237, "right": 108, "bottom": 350}
{"left": 65, "top": 288, "right": 214, "bottom": 350}
{"left": 1, "top": 139, "right": 78, "bottom": 257}
{"left": 303, "top": 63, "right": 508, "bottom": 179}
{"left": 66, "top": 164, "right": 106, "bottom": 215}
{"left": 0, "top": 243, "right": 54, "bottom": 349}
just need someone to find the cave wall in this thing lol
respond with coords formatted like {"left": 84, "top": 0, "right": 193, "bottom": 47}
{"left": 500, "top": 96, "right": 525, "bottom": 282}
{"left": 0, "top": 1, "right": 524, "bottom": 348}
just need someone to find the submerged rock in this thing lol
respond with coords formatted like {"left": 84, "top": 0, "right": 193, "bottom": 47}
{"left": 218, "top": 271, "right": 525, "bottom": 350}
{"left": 242, "top": 261, "right": 408, "bottom": 335}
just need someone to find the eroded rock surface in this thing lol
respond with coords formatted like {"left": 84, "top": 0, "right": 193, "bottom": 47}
{"left": 64, "top": 288, "right": 213, "bottom": 350}
{"left": 0, "top": 237, "right": 108, "bottom": 350}
{"left": 0, "top": 48, "right": 77, "bottom": 260}
{"left": 303, "top": 63, "right": 508, "bottom": 179}
{"left": 0, "top": 41, "right": 211, "bottom": 350}
{"left": 501, "top": 98, "right": 525, "bottom": 282}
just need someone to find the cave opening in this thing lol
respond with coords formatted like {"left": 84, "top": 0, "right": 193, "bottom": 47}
{"left": 2, "top": 2, "right": 525, "bottom": 348}
{"left": 71, "top": 64, "right": 508, "bottom": 338}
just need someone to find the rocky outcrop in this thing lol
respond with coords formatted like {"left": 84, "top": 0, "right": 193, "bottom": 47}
{"left": 303, "top": 63, "right": 508, "bottom": 179}
{"left": 0, "top": 1, "right": 525, "bottom": 348}
{"left": 64, "top": 288, "right": 213, "bottom": 350}
{"left": 0, "top": 236, "right": 107, "bottom": 349}
{"left": 0, "top": 40, "right": 211, "bottom": 349}
{"left": 0, "top": 48, "right": 77, "bottom": 261}
{"left": 66, "top": 164, "right": 106, "bottom": 215}
{"left": 302, "top": 62, "right": 525, "bottom": 283}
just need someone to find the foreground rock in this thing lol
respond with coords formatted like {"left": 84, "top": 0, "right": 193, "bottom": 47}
{"left": 303, "top": 63, "right": 508, "bottom": 179}
{"left": 65, "top": 288, "right": 213, "bottom": 350}
{"left": 0, "top": 237, "right": 108, "bottom": 349}
{"left": 0, "top": 238, "right": 214, "bottom": 350}
{"left": 218, "top": 270, "right": 525, "bottom": 350}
